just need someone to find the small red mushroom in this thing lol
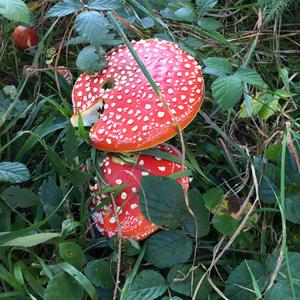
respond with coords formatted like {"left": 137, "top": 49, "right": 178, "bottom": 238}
{"left": 56, "top": 66, "right": 73, "bottom": 85}
{"left": 90, "top": 143, "right": 189, "bottom": 240}
{"left": 12, "top": 26, "right": 39, "bottom": 50}
{"left": 71, "top": 39, "right": 204, "bottom": 152}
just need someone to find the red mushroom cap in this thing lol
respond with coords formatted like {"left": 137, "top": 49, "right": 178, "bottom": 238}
{"left": 56, "top": 66, "right": 73, "bottom": 85}
{"left": 72, "top": 39, "right": 204, "bottom": 151}
{"left": 12, "top": 26, "right": 39, "bottom": 50}
{"left": 90, "top": 143, "right": 189, "bottom": 240}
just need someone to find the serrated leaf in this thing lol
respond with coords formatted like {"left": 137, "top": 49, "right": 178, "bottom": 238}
{"left": 88, "top": 0, "right": 121, "bottom": 10}
{"left": 225, "top": 260, "right": 269, "bottom": 300}
{"left": 76, "top": 46, "right": 106, "bottom": 73}
{"left": 174, "top": 7, "right": 197, "bottom": 22}
{"left": 167, "top": 264, "right": 211, "bottom": 299}
{"left": 0, "top": 162, "right": 30, "bottom": 183}
{"left": 196, "top": 0, "right": 218, "bottom": 16}
{"left": 44, "top": 272, "right": 83, "bottom": 300}
{"left": 59, "top": 242, "right": 86, "bottom": 270}
{"left": 0, "top": 0, "right": 30, "bottom": 24}
{"left": 127, "top": 270, "right": 167, "bottom": 300}
{"left": 139, "top": 176, "right": 186, "bottom": 229}
{"left": 84, "top": 259, "right": 114, "bottom": 289}
{"left": 203, "top": 57, "right": 233, "bottom": 76}
{"left": 75, "top": 11, "right": 109, "bottom": 49}
{"left": 144, "top": 230, "right": 193, "bottom": 268}
{"left": 2, "top": 186, "right": 39, "bottom": 208}
{"left": 46, "top": 0, "right": 83, "bottom": 18}
{"left": 203, "top": 187, "right": 224, "bottom": 210}
{"left": 211, "top": 75, "right": 243, "bottom": 110}
{"left": 235, "top": 68, "right": 266, "bottom": 88}
{"left": 1, "top": 233, "right": 60, "bottom": 247}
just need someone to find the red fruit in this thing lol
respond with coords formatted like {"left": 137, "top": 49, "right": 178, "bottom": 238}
{"left": 12, "top": 26, "right": 39, "bottom": 50}
{"left": 71, "top": 39, "right": 204, "bottom": 152}
{"left": 89, "top": 143, "right": 190, "bottom": 240}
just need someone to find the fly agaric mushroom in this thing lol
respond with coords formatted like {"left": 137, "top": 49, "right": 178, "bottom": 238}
{"left": 90, "top": 143, "right": 189, "bottom": 240}
{"left": 56, "top": 66, "right": 73, "bottom": 85}
{"left": 12, "top": 26, "right": 39, "bottom": 50}
{"left": 71, "top": 39, "right": 204, "bottom": 152}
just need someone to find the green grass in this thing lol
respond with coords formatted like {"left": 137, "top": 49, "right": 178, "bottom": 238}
{"left": 0, "top": 0, "right": 300, "bottom": 299}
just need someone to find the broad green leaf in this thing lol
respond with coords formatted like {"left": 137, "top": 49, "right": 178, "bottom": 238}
{"left": 265, "top": 252, "right": 300, "bottom": 299}
{"left": 139, "top": 176, "right": 186, "bottom": 229}
{"left": 84, "top": 259, "right": 114, "bottom": 289}
{"left": 2, "top": 186, "right": 39, "bottom": 208}
{"left": 88, "top": 0, "right": 121, "bottom": 10}
{"left": 174, "top": 7, "right": 197, "bottom": 22}
{"left": 59, "top": 242, "right": 86, "bottom": 269}
{"left": 225, "top": 260, "right": 269, "bottom": 300}
{"left": 167, "top": 264, "right": 211, "bottom": 299}
{"left": 70, "top": 170, "right": 88, "bottom": 187}
{"left": 75, "top": 11, "right": 109, "bottom": 49}
{"left": 58, "top": 262, "right": 98, "bottom": 300}
{"left": 127, "top": 270, "right": 167, "bottom": 300}
{"left": 203, "top": 187, "right": 224, "bottom": 210}
{"left": 258, "top": 97, "right": 279, "bottom": 120}
{"left": 0, "top": 162, "right": 29, "bottom": 183}
{"left": 63, "top": 125, "right": 78, "bottom": 165}
{"left": 44, "top": 272, "right": 83, "bottom": 300}
{"left": 235, "top": 68, "right": 266, "bottom": 88}
{"left": 211, "top": 75, "right": 243, "bottom": 110}
{"left": 39, "top": 178, "right": 64, "bottom": 228}
{"left": 144, "top": 230, "right": 193, "bottom": 268}
{"left": 203, "top": 57, "right": 233, "bottom": 76}
{"left": 46, "top": 0, "right": 83, "bottom": 18}
{"left": 285, "top": 191, "right": 300, "bottom": 223}
{"left": 76, "top": 46, "right": 106, "bottom": 73}
{"left": 1, "top": 233, "right": 60, "bottom": 247}
{"left": 0, "top": 0, "right": 30, "bottom": 24}
{"left": 47, "top": 147, "right": 68, "bottom": 176}
{"left": 198, "top": 17, "right": 222, "bottom": 31}
{"left": 212, "top": 214, "right": 239, "bottom": 235}
{"left": 239, "top": 95, "right": 264, "bottom": 118}
{"left": 181, "top": 189, "right": 210, "bottom": 238}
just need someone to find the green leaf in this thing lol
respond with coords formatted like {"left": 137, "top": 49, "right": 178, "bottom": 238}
{"left": 0, "top": 92, "right": 28, "bottom": 121}
{"left": 58, "top": 262, "right": 98, "bottom": 300}
{"left": 258, "top": 97, "right": 278, "bottom": 120}
{"left": 144, "top": 230, "right": 193, "bottom": 268}
{"left": 203, "top": 57, "right": 233, "bottom": 76}
{"left": 211, "top": 75, "right": 243, "bottom": 110}
{"left": 203, "top": 187, "right": 224, "bottom": 211}
{"left": 127, "top": 270, "right": 167, "bottom": 300}
{"left": 167, "top": 264, "right": 211, "bottom": 299}
{"left": 70, "top": 170, "right": 88, "bottom": 187}
{"left": 0, "top": 162, "right": 30, "bottom": 183}
{"left": 59, "top": 242, "right": 86, "bottom": 269}
{"left": 44, "top": 272, "right": 84, "bottom": 300}
{"left": 84, "top": 259, "right": 114, "bottom": 289}
{"left": 139, "top": 176, "right": 187, "bottom": 229}
{"left": 47, "top": 147, "right": 68, "bottom": 176}
{"left": 181, "top": 189, "right": 210, "bottom": 238}
{"left": 212, "top": 215, "right": 239, "bottom": 235}
{"left": 225, "top": 260, "right": 269, "bottom": 300}
{"left": 76, "top": 46, "right": 106, "bottom": 73}
{"left": 0, "top": 0, "right": 30, "bottom": 24}
{"left": 39, "top": 178, "right": 64, "bottom": 228}
{"left": 141, "top": 17, "right": 155, "bottom": 28}
{"left": 1, "top": 232, "right": 60, "bottom": 247}
{"left": 75, "top": 11, "right": 109, "bottom": 49}
{"left": 88, "top": 0, "right": 121, "bottom": 10}
{"left": 198, "top": 17, "right": 222, "bottom": 31}
{"left": 63, "top": 125, "right": 78, "bottom": 165}
{"left": 235, "top": 68, "right": 266, "bottom": 88}
{"left": 46, "top": 0, "right": 83, "bottom": 18}
{"left": 174, "top": 7, "right": 197, "bottom": 22}
{"left": 2, "top": 186, "right": 39, "bottom": 208}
